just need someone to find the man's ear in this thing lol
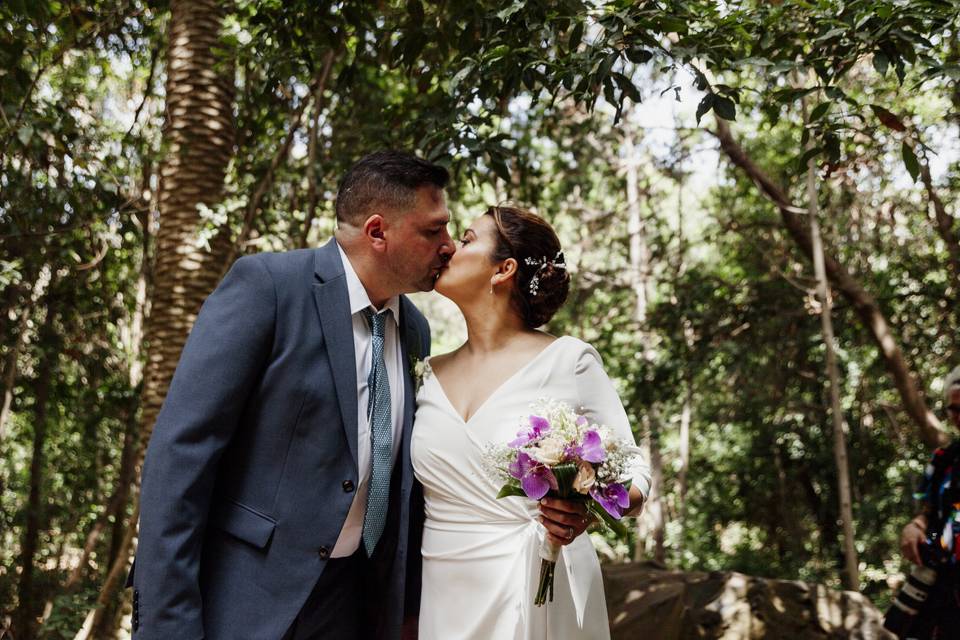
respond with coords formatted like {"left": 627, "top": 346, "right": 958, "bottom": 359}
{"left": 491, "top": 257, "right": 518, "bottom": 287}
{"left": 363, "top": 214, "right": 387, "bottom": 251}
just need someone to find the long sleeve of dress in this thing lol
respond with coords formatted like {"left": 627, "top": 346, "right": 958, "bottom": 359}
{"left": 573, "top": 343, "right": 651, "bottom": 499}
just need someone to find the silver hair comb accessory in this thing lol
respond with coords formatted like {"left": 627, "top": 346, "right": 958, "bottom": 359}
{"left": 524, "top": 251, "right": 566, "bottom": 295}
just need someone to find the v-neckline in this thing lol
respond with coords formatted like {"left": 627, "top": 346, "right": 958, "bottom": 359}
{"left": 428, "top": 337, "right": 566, "bottom": 425}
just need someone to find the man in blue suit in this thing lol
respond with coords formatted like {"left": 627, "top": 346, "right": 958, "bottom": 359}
{"left": 130, "top": 150, "right": 455, "bottom": 639}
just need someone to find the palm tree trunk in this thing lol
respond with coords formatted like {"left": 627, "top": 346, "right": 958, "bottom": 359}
{"left": 82, "top": 0, "right": 236, "bottom": 634}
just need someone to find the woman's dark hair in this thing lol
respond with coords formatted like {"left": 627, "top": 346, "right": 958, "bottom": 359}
{"left": 485, "top": 205, "right": 570, "bottom": 328}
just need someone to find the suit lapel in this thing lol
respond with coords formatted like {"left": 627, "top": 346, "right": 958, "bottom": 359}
{"left": 312, "top": 239, "right": 359, "bottom": 471}
{"left": 398, "top": 296, "right": 420, "bottom": 481}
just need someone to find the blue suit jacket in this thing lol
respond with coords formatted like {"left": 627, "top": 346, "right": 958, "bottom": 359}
{"left": 131, "top": 239, "right": 429, "bottom": 640}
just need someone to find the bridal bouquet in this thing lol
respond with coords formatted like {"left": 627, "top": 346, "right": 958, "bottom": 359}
{"left": 483, "top": 399, "right": 641, "bottom": 607}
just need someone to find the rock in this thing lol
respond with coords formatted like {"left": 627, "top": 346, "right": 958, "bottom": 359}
{"left": 602, "top": 562, "right": 895, "bottom": 640}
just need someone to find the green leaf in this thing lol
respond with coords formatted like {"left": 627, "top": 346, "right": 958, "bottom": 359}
{"left": 825, "top": 134, "right": 841, "bottom": 163}
{"left": 797, "top": 146, "right": 822, "bottom": 172}
{"left": 613, "top": 72, "right": 641, "bottom": 103}
{"left": 485, "top": 44, "right": 511, "bottom": 62}
{"left": 17, "top": 124, "right": 33, "bottom": 145}
{"left": 496, "top": 484, "right": 527, "bottom": 500}
{"left": 551, "top": 463, "right": 579, "bottom": 498}
{"left": 694, "top": 71, "right": 709, "bottom": 91}
{"left": 625, "top": 47, "right": 652, "bottom": 64}
{"left": 824, "top": 86, "right": 847, "bottom": 102}
{"left": 489, "top": 155, "right": 511, "bottom": 182}
{"left": 597, "top": 51, "right": 619, "bottom": 79}
{"left": 588, "top": 502, "right": 628, "bottom": 538}
{"left": 496, "top": 1, "right": 526, "bottom": 21}
{"left": 713, "top": 95, "right": 736, "bottom": 121}
{"left": 809, "top": 101, "right": 831, "bottom": 122}
{"left": 657, "top": 16, "right": 688, "bottom": 34}
{"left": 815, "top": 27, "right": 846, "bottom": 42}
{"left": 895, "top": 59, "right": 906, "bottom": 84}
{"left": 870, "top": 104, "right": 906, "bottom": 131}
{"left": 603, "top": 77, "right": 617, "bottom": 107}
{"left": 695, "top": 94, "right": 714, "bottom": 125}
{"left": 450, "top": 64, "right": 473, "bottom": 93}
{"left": 902, "top": 142, "right": 920, "bottom": 182}
{"left": 568, "top": 21, "right": 584, "bottom": 51}
{"left": 873, "top": 51, "right": 889, "bottom": 76}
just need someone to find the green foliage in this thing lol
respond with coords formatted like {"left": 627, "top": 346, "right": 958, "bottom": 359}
{"left": 2, "top": 0, "right": 960, "bottom": 636}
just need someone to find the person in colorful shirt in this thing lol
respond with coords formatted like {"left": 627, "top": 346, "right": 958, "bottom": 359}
{"left": 897, "top": 365, "right": 960, "bottom": 638}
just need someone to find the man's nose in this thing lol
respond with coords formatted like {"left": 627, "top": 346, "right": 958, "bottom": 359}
{"left": 439, "top": 231, "right": 456, "bottom": 259}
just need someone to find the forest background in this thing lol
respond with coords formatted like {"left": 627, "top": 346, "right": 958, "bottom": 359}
{"left": 2, "top": 0, "right": 960, "bottom": 637}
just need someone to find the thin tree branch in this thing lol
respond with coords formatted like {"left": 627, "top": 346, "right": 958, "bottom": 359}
{"left": 123, "top": 41, "right": 161, "bottom": 143}
{"left": 710, "top": 115, "right": 946, "bottom": 448}
{"left": 219, "top": 71, "right": 327, "bottom": 276}
{"left": 300, "top": 49, "right": 337, "bottom": 249}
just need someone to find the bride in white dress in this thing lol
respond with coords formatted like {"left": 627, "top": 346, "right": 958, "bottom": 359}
{"left": 411, "top": 205, "right": 651, "bottom": 639}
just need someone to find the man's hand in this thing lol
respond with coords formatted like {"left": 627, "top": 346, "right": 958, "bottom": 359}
{"left": 539, "top": 498, "right": 594, "bottom": 546}
{"left": 900, "top": 516, "right": 928, "bottom": 565}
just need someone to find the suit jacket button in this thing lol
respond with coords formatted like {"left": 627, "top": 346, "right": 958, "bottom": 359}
{"left": 342, "top": 480, "right": 354, "bottom": 493}
{"left": 318, "top": 546, "right": 330, "bottom": 559}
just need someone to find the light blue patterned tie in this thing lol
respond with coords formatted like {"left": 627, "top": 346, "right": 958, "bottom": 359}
{"left": 362, "top": 307, "right": 392, "bottom": 557}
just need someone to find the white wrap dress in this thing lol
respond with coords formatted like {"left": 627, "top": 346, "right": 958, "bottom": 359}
{"left": 411, "top": 336, "right": 651, "bottom": 639}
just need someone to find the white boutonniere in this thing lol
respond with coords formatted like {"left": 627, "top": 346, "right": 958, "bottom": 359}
{"left": 411, "top": 357, "right": 430, "bottom": 393}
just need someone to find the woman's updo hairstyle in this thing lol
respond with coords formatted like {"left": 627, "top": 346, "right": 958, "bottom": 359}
{"left": 485, "top": 205, "right": 570, "bottom": 328}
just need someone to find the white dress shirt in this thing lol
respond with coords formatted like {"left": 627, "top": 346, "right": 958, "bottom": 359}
{"left": 332, "top": 243, "right": 406, "bottom": 557}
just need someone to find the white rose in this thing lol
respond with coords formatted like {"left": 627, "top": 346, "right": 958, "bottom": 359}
{"left": 530, "top": 434, "right": 565, "bottom": 466}
{"left": 572, "top": 461, "right": 596, "bottom": 494}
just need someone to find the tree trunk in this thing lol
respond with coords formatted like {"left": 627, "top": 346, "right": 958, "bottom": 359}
{"left": 84, "top": 0, "right": 236, "bottom": 633}
{"left": 625, "top": 130, "right": 653, "bottom": 324}
{"left": 144, "top": 0, "right": 235, "bottom": 439}
{"left": 676, "top": 377, "right": 691, "bottom": 543}
{"left": 805, "top": 129, "right": 860, "bottom": 591}
{"left": 637, "top": 412, "right": 667, "bottom": 564}
{"left": 64, "top": 428, "right": 134, "bottom": 592}
{"left": 918, "top": 153, "right": 960, "bottom": 319}
{"left": 14, "top": 296, "right": 58, "bottom": 640}
{"left": 624, "top": 127, "right": 666, "bottom": 563}
{"left": 107, "top": 399, "right": 140, "bottom": 569}
{"left": 712, "top": 117, "right": 944, "bottom": 448}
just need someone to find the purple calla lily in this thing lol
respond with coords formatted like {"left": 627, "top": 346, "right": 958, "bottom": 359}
{"left": 590, "top": 482, "right": 630, "bottom": 518}
{"left": 508, "top": 414, "right": 551, "bottom": 448}
{"left": 508, "top": 451, "right": 559, "bottom": 500}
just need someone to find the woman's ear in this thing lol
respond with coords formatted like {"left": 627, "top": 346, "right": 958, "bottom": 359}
{"left": 491, "top": 257, "right": 518, "bottom": 287}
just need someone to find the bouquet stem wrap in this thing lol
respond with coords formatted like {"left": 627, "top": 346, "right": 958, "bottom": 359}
{"left": 534, "top": 462, "right": 579, "bottom": 606}
{"left": 536, "top": 537, "right": 561, "bottom": 606}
